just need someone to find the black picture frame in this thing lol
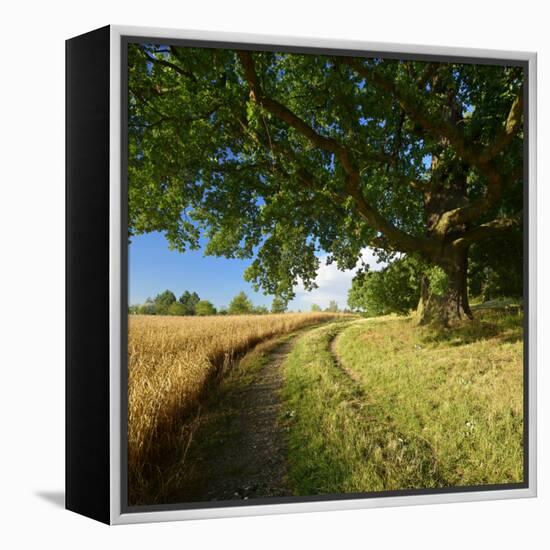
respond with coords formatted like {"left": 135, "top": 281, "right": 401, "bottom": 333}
{"left": 66, "top": 25, "right": 537, "bottom": 525}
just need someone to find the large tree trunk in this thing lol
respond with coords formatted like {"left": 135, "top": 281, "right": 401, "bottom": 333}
{"left": 416, "top": 247, "right": 473, "bottom": 327}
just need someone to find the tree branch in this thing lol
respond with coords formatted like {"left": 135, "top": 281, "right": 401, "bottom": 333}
{"left": 451, "top": 217, "right": 520, "bottom": 248}
{"left": 238, "top": 51, "right": 438, "bottom": 256}
{"left": 342, "top": 173, "right": 438, "bottom": 254}
{"left": 342, "top": 57, "right": 525, "bottom": 233}
{"left": 238, "top": 51, "right": 356, "bottom": 175}
{"left": 343, "top": 58, "right": 519, "bottom": 174}
{"left": 416, "top": 62, "right": 440, "bottom": 90}
{"left": 296, "top": 159, "right": 436, "bottom": 254}
{"left": 140, "top": 48, "right": 198, "bottom": 82}
{"left": 432, "top": 165, "right": 522, "bottom": 236}
{"left": 130, "top": 87, "right": 222, "bottom": 131}
{"left": 478, "top": 89, "right": 524, "bottom": 163}
{"left": 341, "top": 57, "right": 482, "bottom": 167}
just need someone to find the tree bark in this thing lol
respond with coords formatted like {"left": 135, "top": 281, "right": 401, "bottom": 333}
{"left": 416, "top": 247, "right": 473, "bottom": 327}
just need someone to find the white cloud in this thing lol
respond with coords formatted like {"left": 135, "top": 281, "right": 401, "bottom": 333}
{"left": 290, "top": 247, "right": 384, "bottom": 311}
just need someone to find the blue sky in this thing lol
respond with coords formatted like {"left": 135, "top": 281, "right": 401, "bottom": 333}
{"left": 129, "top": 231, "right": 383, "bottom": 311}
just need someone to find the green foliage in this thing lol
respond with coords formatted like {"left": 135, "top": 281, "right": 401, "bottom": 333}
{"left": 325, "top": 300, "right": 339, "bottom": 313}
{"left": 310, "top": 304, "right": 322, "bottom": 312}
{"left": 228, "top": 291, "right": 254, "bottom": 315}
{"left": 179, "top": 290, "right": 201, "bottom": 315}
{"left": 348, "top": 256, "right": 421, "bottom": 316}
{"left": 154, "top": 290, "right": 177, "bottom": 307}
{"left": 425, "top": 266, "right": 449, "bottom": 297}
{"left": 138, "top": 299, "right": 157, "bottom": 315}
{"left": 167, "top": 302, "right": 187, "bottom": 316}
{"left": 134, "top": 290, "right": 206, "bottom": 315}
{"left": 128, "top": 44, "right": 523, "bottom": 304}
{"left": 271, "top": 296, "right": 288, "bottom": 314}
{"left": 195, "top": 300, "right": 217, "bottom": 316}
{"left": 253, "top": 305, "right": 269, "bottom": 315}
{"left": 468, "top": 233, "right": 523, "bottom": 301}
{"left": 127, "top": 45, "right": 524, "bottom": 323}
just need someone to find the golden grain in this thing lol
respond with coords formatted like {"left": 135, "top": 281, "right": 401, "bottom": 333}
{"left": 128, "top": 312, "right": 340, "bottom": 493}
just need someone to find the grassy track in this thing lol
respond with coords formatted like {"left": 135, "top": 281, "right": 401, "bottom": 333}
{"left": 281, "top": 311, "right": 523, "bottom": 495}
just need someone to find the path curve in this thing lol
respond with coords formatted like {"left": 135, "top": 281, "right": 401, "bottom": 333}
{"left": 329, "top": 325, "right": 364, "bottom": 386}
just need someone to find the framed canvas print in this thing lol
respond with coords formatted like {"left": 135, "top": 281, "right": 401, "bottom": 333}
{"left": 66, "top": 25, "right": 537, "bottom": 525}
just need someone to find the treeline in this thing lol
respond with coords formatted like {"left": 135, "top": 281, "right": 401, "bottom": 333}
{"left": 130, "top": 290, "right": 347, "bottom": 316}
{"left": 130, "top": 290, "right": 288, "bottom": 316}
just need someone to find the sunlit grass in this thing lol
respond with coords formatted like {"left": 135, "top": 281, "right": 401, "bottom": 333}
{"left": 282, "top": 310, "right": 523, "bottom": 495}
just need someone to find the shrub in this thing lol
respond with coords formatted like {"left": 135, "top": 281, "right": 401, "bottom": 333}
{"left": 348, "top": 256, "right": 421, "bottom": 316}
{"left": 167, "top": 302, "right": 187, "bottom": 316}
{"left": 228, "top": 291, "right": 254, "bottom": 314}
{"left": 195, "top": 300, "right": 217, "bottom": 316}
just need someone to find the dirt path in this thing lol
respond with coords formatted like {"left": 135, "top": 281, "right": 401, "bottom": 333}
{"left": 179, "top": 334, "right": 300, "bottom": 502}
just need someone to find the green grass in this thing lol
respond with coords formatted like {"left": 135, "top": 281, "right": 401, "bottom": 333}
{"left": 281, "top": 311, "right": 523, "bottom": 495}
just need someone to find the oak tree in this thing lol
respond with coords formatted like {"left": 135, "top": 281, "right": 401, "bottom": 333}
{"left": 128, "top": 44, "right": 523, "bottom": 325}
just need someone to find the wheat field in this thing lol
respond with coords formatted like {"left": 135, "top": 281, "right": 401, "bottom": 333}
{"left": 128, "top": 312, "right": 340, "bottom": 501}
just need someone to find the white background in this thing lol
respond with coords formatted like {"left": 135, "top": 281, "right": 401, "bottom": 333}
{"left": 1, "top": 0, "right": 547, "bottom": 547}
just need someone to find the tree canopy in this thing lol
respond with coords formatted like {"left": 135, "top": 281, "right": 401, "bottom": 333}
{"left": 195, "top": 300, "right": 217, "bottom": 316}
{"left": 179, "top": 290, "right": 201, "bottom": 315}
{"left": 228, "top": 291, "right": 254, "bottom": 314}
{"left": 154, "top": 289, "right": 177, "bottom": 306}
{"left": 271, "top": 296, "right": 288, "bottom": 313}
{"left": 128, "top": 44, "right": 523, "bottom": 324}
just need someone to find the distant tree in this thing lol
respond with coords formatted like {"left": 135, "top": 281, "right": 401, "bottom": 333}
{"left": 348, "top": 256, "right": 421, "bottom": 316}
{"left": 152, "top": 290, "right": 175, "bottom": 315}
{"left": 271, "top": 296, "right": 288, "bottom": 314}
{"left": 139, "top": 298, "right": 157, "bottom": 315}
{"left": 218, "top": 306, "right": 228, "bottom": 315}
{"left": 155, "top": 290, "right": 176, "bottom": 306}
{"left": 325, "top": 300, "right": 339, "bottom": 313}
{"left": 178, "top": 290, "right": 201, "bottom": 315}
{"left": 253, "top": 305, "right": 269, "bottom": 314}
{"left": 167, "top": 302, "right": 187, "bottom": 316}
{"left": 310, "top": 304, "right": 322, "bottom": 312}
{"left": 228, "top": 291, "right": 254, "bottom": 315}
{"left": 195, "top": 300, "right": 217, "bottom": 316}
